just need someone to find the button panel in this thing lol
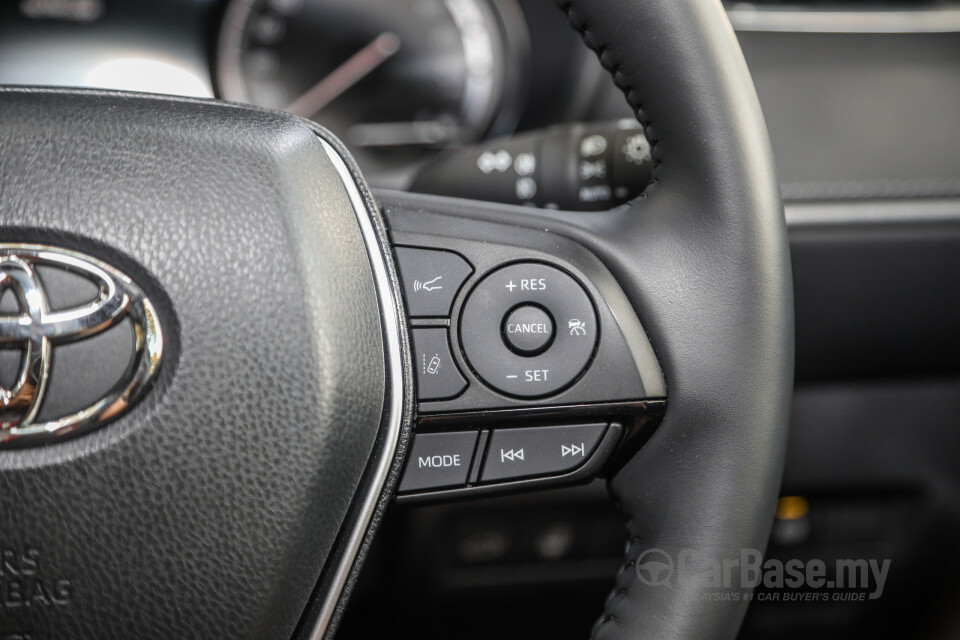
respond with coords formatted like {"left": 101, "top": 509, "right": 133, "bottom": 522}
{"left": 395, "top": 247, "right": 473, "bottom": 318}
{"left": 481, "top": 423, "right": 607, "bottom": 482}
{"left": 397, "top": 423, "right": 615, "bottom": 496}
{"left": 412, "top": 328, "right": 468, "bottom": 401}
{"left": 399, "top": 431, "right": 478, "bottom": 492}
{"left": 460, "top": 263, "right": 598, "bottom": 397}
{"left": 388, "top": 226, "right": 666, "bottom": 500}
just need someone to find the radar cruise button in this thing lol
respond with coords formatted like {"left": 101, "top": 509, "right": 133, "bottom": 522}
{"left": 395, "top": 247, "right": 473, "bottom": 317}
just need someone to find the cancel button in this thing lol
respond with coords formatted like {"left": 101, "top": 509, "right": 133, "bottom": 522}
{"left": 502, "top": 304, "right": 555, "bottom": 356}
{"left": 398, "top": 431, "right": 479, "bottom": 493}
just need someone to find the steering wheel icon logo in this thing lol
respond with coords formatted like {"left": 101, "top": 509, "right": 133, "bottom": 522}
{"left": 635, "top": 548, "right": 674, "bottom": 587}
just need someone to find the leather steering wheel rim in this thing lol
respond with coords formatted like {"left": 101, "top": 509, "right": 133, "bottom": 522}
{"left": 373, "top": 1, "right": 793, "bottom": 637}
{"left": 554, "top": 1, "right": 794, "bottom": 637}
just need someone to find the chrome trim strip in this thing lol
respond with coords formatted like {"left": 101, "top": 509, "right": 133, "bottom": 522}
{"left": 785, "top": 198, "right": 960, "bottom": 226}
{"left": 727, "top": 5, "right": 960, "bottom": 33}
{"left": 309, "top": 139, "right": 405, "bottom": 639}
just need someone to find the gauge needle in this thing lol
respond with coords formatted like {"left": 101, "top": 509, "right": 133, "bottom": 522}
{"left": 284, "top": 32, "right": 401, "bottom": 118}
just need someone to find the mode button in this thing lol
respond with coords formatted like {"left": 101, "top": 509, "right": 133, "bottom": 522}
{"left": 399, "top": 431, "right": 479, "bottom": 493}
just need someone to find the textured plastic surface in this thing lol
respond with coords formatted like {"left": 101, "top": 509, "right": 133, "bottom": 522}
{"left": 0, "top": 88, "right": 387, "bottom": 640}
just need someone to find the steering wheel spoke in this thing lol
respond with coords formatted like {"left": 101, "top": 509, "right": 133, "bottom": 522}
{"left": 374, "top": 189, "right": 666, "bottom": 502}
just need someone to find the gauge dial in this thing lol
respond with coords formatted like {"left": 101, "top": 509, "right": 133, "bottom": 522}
{"left": 218, "top": 0, "right": 523, "bottom": 175}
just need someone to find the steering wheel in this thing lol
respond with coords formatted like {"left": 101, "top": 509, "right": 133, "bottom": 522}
{"left": 0, "top": 0, "right": 792, "bottom": 638}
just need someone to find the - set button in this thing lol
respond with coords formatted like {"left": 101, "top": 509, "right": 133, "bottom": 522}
{"left": 395, "top": 247, "right": 473, "bottom": 318}
{"left": 481, "top": 423, "right": 607, "bottom": 482}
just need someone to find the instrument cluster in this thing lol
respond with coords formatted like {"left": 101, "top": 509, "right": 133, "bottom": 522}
{"left": 0, "top": 0, "right": 608, "bottom": 187}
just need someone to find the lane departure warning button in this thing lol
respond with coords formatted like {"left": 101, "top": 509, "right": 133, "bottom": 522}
{"left": 412, "top": 328, "right": 468, "bottom": 401}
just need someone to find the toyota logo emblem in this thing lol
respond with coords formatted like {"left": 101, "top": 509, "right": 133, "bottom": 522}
{"left": 0, "top": 245, "right": 163, "bottom": 447}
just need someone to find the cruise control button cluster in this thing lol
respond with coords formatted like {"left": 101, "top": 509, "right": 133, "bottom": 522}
{"left": 412, "top": 328, "right": 467, "bottom": 400}
{"left": 481, "top": 423, "right": 607, "bottom": 482}
{"left": 395, "top": 247, "right": 472, "bottom": 317}
{"left": 460, "top": 262, "right": 598, "bottom": 397}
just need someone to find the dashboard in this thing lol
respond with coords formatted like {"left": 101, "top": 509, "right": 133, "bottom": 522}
{"left": 3, "top": 0, "right": 960, "bottom": 203}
